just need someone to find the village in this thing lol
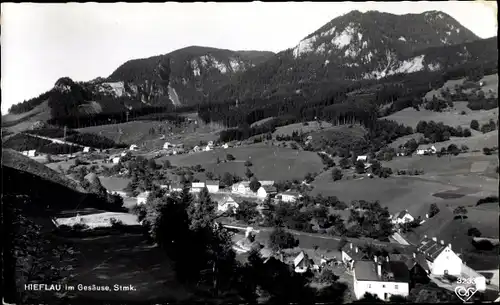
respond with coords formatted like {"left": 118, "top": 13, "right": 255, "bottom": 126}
{"left": 23, "top": 132, "right": 495, "bottom": 303}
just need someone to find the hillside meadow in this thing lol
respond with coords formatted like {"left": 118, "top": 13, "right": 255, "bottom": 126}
{"left": 157, "top": 143, "right": 324, "bottom": 181}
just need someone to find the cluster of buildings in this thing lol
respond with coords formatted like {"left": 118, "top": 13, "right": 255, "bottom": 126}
{"left": 340, "top": 236, "right": 487, "bottom": 301}
{"left": 191, "top": 141, "right": 232, "bottom": 153}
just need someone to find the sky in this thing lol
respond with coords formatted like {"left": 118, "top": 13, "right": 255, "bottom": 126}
{"left": 1, "top": 1, "right": 498, "bottom": 113}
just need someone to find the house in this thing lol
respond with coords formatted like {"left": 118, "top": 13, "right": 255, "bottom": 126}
{"left": 83, "top": 147, "right": 91, "bottom": 153}
{"left": 294, "top": 251, "right": 312, "bottom": 273}
{"left": 120, "top": 151, "right": 128, "bottom": 157}
{"left": 416, "top": 149, "right": 427, "bottom": 155}
{"left": 169, "top": 183, "right": 183, "bottom": 193}
{"left": 193, "top": 146, "right": 201, "bottom": 152}
{"left": 222, "top": 143, "right": 229, "bottom": 149}
{"left": 129, "top": 144, "right": 138, "bottom": 151}
{"left": 356, "top": 155, "right": 368, "bottom": 162}
{"left": 207, "top": 141, "right": 214, "bottom": 147}
{"left": 190, "top": 182, "right": 206, "bottom": 192}
{"left": 341, "top": 243, "right": 369, "bottom": 270}
{"left": 279, "top": 191, "right": 300, "bottom": 203}
{"left": 204, "top": 145, "right": 212, "bottom": 151}
{"left": 206, "top": 180, "right": 220, "bottom": 193}
{"left": 163, "top": 142, "right": 172, "bottom": 149}
{"left": 232, "top": 181, "right": 252, "bottom": 195}
{"left": 259, "top": 180, "right": 275, "bottom": 186}
{"left": 257, "top": 185, "right": 277, "bottom": 199}
{"left": 392, "top": 210, "right": 415, "bottom": 224}
{"left": 417, "top": 237, "right": 462, "bottom": 276}
{"left": 136, "top": 191, "right": 150, "bottom": 205}
{"left": 108, "top": 190, "right": 128, "bottom": 198}
{"left": 353, "top": 258, "right": 410, "bottom": 301}
{"left": 112, "top": 157, "right": 121, "bottom": 164}
{"left": 22, "top": 150, "right": 37, "bottom": 157}
{"left": 218, "top": 196, "right": 239, "bottom": 213}
{"left": 389, "top": 253, "right": 431, "bottom": 288}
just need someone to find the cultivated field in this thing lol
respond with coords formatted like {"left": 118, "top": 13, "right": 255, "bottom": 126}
{"left": 157, "top": 143, "right": 324, "bottom": 181}
{"left": 384, "top": 102, "right": 498, "bottom": 130}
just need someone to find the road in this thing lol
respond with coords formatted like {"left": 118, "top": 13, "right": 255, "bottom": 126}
{"left": 23, "top": 133, "right": 88, "bottom": 149}
{"left": 221, "top": 222, "right": 413, "bottom": 249}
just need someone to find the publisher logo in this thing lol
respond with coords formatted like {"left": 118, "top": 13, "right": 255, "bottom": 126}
{"left": 455, "top": 286, "right": 478, "bottom": 302}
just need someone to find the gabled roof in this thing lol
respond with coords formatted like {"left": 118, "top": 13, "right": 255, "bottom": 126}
{"left": 260, "top": 185, "right": 277, "bottom": 193}
{"left": 341, "top": 244, "right": 369, "bottom": 261}
{"left": 294, "top": 251, "right": 307, "bottom": 267}
{"left": 389, "top": 253, "right": 429, "bottom": 272}
{"left": 397, "top": 210, "right": 410, "bottom": 219}
{"left": 206, "top": 180, "right": 220, "bottom": 186}
{"left": 354, "top": 260, "right": 410, "bottom": 283}
{"left": 416, "top": 238, "right": 448, "bottom": 262}
{"left": 282, "top": 191, "right": 300, "bottom": 197}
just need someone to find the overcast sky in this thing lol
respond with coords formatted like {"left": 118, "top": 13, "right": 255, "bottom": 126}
{"left": 1, "top": 2, "right": 498, "bottom": 113}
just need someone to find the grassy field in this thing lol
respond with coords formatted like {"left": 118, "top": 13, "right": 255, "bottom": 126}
{"left": 2, "top": 101, "right": 52, "bottom": 133}
{"left": 3, "top": 149, "right": 86, "bottom": 192}
{"left": 384, "top": 102, "right": 498, "bottom": 130}
{"left": 416, "top": 130, "right": 498, "bottom": 152}
{"left": 99, "top": 176, "right": 131, "bottom": 192}
{"left": 272, "top": 121, "right": 334, "bottom": 137}
{"left": 158, "top": 143, "right": 324, "bottom": 181}
{"left": 77, "top": 121, "right": 172, "bottom": 145}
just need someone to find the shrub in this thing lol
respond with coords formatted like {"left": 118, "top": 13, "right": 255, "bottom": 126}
{"left": 72, "top": 223, "right": 89, "bottom": 231}
{"left": 467, "top": 227, "right": 482, "bottom": 237}
{"left": 226, "top": 154, "right": 235, "bottom": 161}
{"left": 476, "top": 196, "right": 499, "bottom": 206}
{"left": 110, "top": 217, "right": 125, "bottom": 228}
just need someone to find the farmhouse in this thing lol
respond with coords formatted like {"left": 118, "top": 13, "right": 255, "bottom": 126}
{"left": 217, "top": 196, "right": 239, "bottom": 213}
{"left": 206, "top": 180, "right": 220, "bottom": 193}
{"left": 341, "top": 243, "right": 369, "bottom": 270}
{"left": 83, "top": 147, "right": 91, "bottom": 153}
{"left": 22, "top": 150, "right": 37, "bottom": 157}
{"left": 259, "top": 180, "right": 275, "bottom": 186}
{"left": 204, "top": 145, "right": 212, "bottom": 152}
{"left": 191, "top": 182, "right": 206, "bottom": 193}
{"left": 417, "top": 237, "right": 461, "bottom": 276}
{"left": 232, "top": 181, "right": 252, "bottom": 195}
{"left": 222, "top": 143, "right": 230, "bottom": 149}
{"left": 163, "top": 142, "right": 172, "bottom": 149}
{"left": 279, "top": 191, "right": 300, "bottom": 203}
{"left": 112, "top": 157, "right": 121, "bottom": 164}
{"left": 353, "top": 259, "right": 410, "bottom": 301}
{"left": 257, "top": 185, "right": 277, "bottom": 199}
{"left": 136, "top": 191, "right": 150, "bottom": 205}
{"left": 389, "top": 253, "right": 430, "bottom": 287}
{"left": 169, "top": 183, "right": 183, "bottom": 193}
{"left": 294, "top": 251, "right": 312, "bottom": 273}
{"left": 392, "top": 210, "right": 415, "bottom": 224}
{"left": 416, "top": 146, "right": 437, "bottom": 156}
{"left": 129, "top": 144, "right": 138, "bottom": 151}
{"left": 356, "top": 155, "right": 368, "bottom": 162}
{"left": 193, "top": 146, "right": 201, "bottom": 152}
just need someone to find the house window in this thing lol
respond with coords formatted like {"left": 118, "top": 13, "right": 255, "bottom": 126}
{"left": 395, "top": 285, "right": 398, "bottom": 289}
{"left": 382, "top": 285, "right": 386, "bottom": 288}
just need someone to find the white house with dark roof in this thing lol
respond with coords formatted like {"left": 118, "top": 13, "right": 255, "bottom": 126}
{"left": 341, "top": 243, "right": 369, "bottom": 270}
{"left": 392, "top": 210, "right": 415, "bottom": 224}
{"left": 278, "top": 191, "right": 301, "bottom": 203}
{"left": 136, "top": 191, "right": 150, "bottom": 205}
{"left": 417, "top": 237, "right": 462, "bottom": 276}
{"left": 293, "top": 251, "right": 312, "bottom": 273}
{"left": 257, "top": 185, "right": 277, "bottom": 199}
{"left": 356, "top": 155, "right": 368, "bottom": 162}
{"left": 206, "top": 180, "right": 220, "bottom": 193}
{"left": 417, "top": 237, "right": 486, "bottom": 291}
{"left": 353, "top": 258, "right": 410, "bottom": 301}
{"left": 169, "top": 183, "right": 183, "bottom": 193}
{"left": 217, "top": 196, "right": 239, "bottom": 213}
{"left": 190, "top": 182, "right": 206, "bottom": 193}
{"left": 232, "top": 181, "right": 252, "bottom": 195}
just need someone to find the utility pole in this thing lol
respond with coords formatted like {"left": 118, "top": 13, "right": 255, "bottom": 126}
{"left": 63, "top": 126, "right": 67, "bottom": 141}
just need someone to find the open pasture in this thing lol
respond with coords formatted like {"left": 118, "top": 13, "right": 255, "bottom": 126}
{"left": 272, "top": 120, "right": 333, "bottom": 137}
{"left": 384, "top": 102, "right": 497, "bottom": 129}
{"left": 158, "top": 143, "right": 324, "bottom": 181}
{"left": 416, "top": 130, "right": 498, "bottom": 152}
